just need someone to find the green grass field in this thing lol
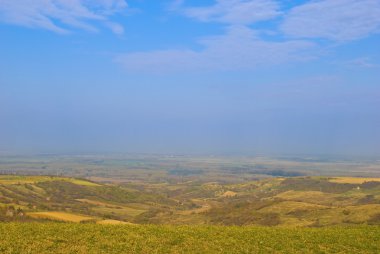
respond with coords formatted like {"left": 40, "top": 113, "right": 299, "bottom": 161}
{"left": 0, "top": 223, "right": 379, "bottom": 253}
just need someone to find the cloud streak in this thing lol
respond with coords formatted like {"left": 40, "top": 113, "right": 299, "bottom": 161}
{"left": 281, "top": 0, "right": 380, "bottom": 41}
{"left": 343, "top": 57, "right": 380, "bottom": 69}
{"left": 1, "top": 0, "right": 379, "bottom": 72}
{"left": 116, "top": 0, "right": 380, "bottom": 73}
{"left": 116, "top": 26, "right": 316, "bottom": 73}
{"left": 177, "top": 0, "right": 281, "bottom": 25}
{"left": 0, "top": 0, "right": 128, "bottom": 34}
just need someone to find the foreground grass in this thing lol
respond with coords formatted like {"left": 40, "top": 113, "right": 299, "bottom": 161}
{"left": 0, "top": 223, "right": 379, "bottom": 253}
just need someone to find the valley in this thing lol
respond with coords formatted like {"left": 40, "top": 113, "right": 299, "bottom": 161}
{"left": 1, "top": 155, "right": 380, "bottom": 227}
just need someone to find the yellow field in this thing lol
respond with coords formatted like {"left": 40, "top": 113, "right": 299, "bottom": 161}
{"left": 316, "top": 204, "right": 380, "bottom": 225}
{"left": 76, "top": 199, "right": 146, "bottom": 216}
{"left": 0, "top": 176, "right": 54, "bottom": 185}
{"left": 92, "top": 206, "right": 146, "bottom": 217}
{"left": 97, "top": 219, "right": 133, "bottom": 225}
{"left": 28, "top": 212, "right": 95, "bottom": 222}
{"left": 221, "top": 191, "right": 237, "bottom": 197}
{"left": 76, "top": 199, "right": 118, "bottom": 207}
{"left": 329, "top": 177, "right": 380, "bottom": 184}
{"left": 340, "top": 204, "right": 380, "bottom": 223}
{"left": 0, "top": 175, "right": 100, "bottom": 186}
{"left": 65, "top": 178, "right": 100, "bottom": 186}
{"left": 259, "top": 201, "right": 328, "bottom": 214}
{"left": 275, "top": 190, "right": 337, "bottom": 204}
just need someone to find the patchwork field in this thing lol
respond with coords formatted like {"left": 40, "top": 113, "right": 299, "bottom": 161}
{"left": 0, "top": 155, "right": 380, "bottom": 228}
{"left": 1, "top": 174, "right": 380, "bottom": 227}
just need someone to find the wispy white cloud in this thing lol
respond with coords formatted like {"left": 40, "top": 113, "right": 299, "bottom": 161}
{"left": 116, "top": 1, "right": 318, "bottom": 73}
{"left": 176, "top": 0, "right": 281, "bottom": 25}
{"left": 106, "top": 21, "right": 124, "bottom": 35}
{"left": 138, "top": 0, "right": 380, "bottom": 73}
{"left": 0, "top": 0, "right": 128, "bottom": 34}
{"left": 116, "top": 25, "right": 316, "bottom": 73}
{"left": 343, "top": 57, "right": 380, "bottom": 69}
{"left": 281, "top": 0, "right": 380, "bottom": 41}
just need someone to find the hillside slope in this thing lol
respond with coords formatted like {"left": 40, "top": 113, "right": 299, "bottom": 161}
{"left": 1, "top": 175, "right": 380, "bottom": 226}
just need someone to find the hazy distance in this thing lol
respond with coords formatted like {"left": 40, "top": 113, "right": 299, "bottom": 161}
{"left": 0, "top": 0, "right": 379, "bottom": 156}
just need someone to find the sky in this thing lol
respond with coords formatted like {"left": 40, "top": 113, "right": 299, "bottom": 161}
{"left": 0, "top": 0, "right": 380, "bottom": 156}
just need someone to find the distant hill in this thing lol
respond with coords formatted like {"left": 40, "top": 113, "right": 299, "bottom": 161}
{"left": 1, "top": 175, "right": 380, "bottom": 226}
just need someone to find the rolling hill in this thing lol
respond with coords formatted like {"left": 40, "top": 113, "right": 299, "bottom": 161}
{"left": 1, "top": 175, "right": 380, "bottom": 226}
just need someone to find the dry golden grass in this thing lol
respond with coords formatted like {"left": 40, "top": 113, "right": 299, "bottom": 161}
{"left": 76, "top": 199, "right": 118, "bottom": 207}
{"left": 92, "top": 206, "right": 146, "bottom": 217}
{"left": 0, "top": 175, "right": 100, "bottom": 186}
{"left": 259, "top": 201, "right": 328, "bottom": 214}
{"left": 275, "top": 190, "right": 337, "bottom": 205}
{"left": 96, "top": 219, "right": 134, "bottom": 225}
{"left": 178, "top": 199, "right": 212, "bottom": 215}
{"left": 28, "top": 212, "right": 95, "bottom": 222}
{"left": 329, "top": 177, "right": 380, "bottom": 184}
{"left": 75, "top": 199, "right": 146, "bottom": 217}
{"left": 221, "top": 191, "right": 237, "bottom": 197}
{"left": 338, "top": 204, "right": 380, "bottom": 222}
{"left": 66, "top": 178, "right": 100, "bottom": 186}
{"left": 0, "top": 176, "right": 54, "bottom": 185}
{"left": 315, "top": 204, "right": 380, "bottom": 225}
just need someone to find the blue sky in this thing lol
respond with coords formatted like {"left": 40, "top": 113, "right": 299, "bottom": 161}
{"left": 0, "top": 0, "right": 379, "bottom": 156}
